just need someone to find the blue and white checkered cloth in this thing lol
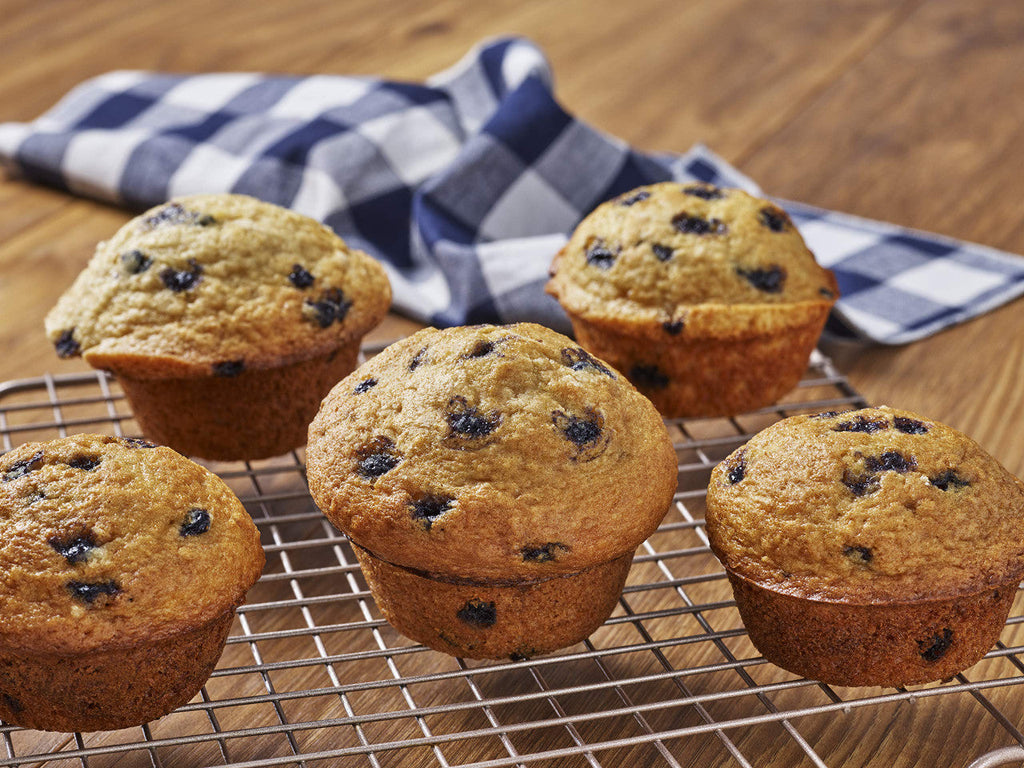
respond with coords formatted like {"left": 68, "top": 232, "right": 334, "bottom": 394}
{"left": 2, "top": 37, "right": 1023, "bottom": 345}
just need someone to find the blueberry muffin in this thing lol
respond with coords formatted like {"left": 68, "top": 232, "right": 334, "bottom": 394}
{"left": 45, "top": 194, "right": 391, "bottom": 460}
{"left": 546, "top": 183, "right": 838, "bottom": 418}
{"left": 0, "top": 433, "right": 264, "bottom": 731}
{"left": 705, "top": 406, "right": 1024, "bottom": 687}
{"left": 306, "top": 323, "right": 678, "bottom": 659}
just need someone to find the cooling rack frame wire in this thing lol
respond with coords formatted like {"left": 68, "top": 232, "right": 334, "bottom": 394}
{"left": 1, "top": 350, "right": 1024, "bottom": 768}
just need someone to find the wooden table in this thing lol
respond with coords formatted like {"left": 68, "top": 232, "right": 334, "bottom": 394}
{"left": 2, "top": 1, "right": 1024, "bottom": 766}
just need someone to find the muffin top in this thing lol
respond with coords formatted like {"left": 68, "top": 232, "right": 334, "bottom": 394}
{"left": 546, "top": 183, "right": 837, "bottom": 338}
{"left": 0, "top": 434, "right": 265, "bottom": 653}
{"left": 306, "top": 323, "right": 678, "bottom": 581}
{"left": 45, "top": 194, "right": 391, "bottom": 378}
{"left": 705, "top": 406, "right": 1024, "bottom": 602}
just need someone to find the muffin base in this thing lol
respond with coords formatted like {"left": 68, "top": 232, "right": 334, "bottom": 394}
{"left": 114, "top": 344, "right": 361, "bottom": 461}
{"left": 568, "top": 309, "right": 829, "bottom": 419}
{"left": 726, "top": 570, "right": 1017, "bottom": 687}
{"left": 0, "top": 609, "right": 237, "bottom": 732}
{"left": 353, "top": 544, "right": 633, "bottom": 660}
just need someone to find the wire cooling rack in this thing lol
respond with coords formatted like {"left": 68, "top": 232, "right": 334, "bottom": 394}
{"left": 2, "top": 349, "right": 1024, "bottom": 768}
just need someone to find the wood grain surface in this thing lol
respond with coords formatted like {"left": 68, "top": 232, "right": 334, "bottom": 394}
{"left": 2, "top": 1, "right": 1024, "bottom": 766}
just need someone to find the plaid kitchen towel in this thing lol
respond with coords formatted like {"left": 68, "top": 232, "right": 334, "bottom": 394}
{"left": 2, "top": 37, "right": 1023, "bottom": 345}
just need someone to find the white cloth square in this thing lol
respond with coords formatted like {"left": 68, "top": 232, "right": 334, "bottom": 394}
{"left": 888, "top": 260, "right": 1008, "bottom": 306}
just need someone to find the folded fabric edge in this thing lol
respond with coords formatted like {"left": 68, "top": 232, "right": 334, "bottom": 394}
{"left": 781, "top": 197, "right": 1024, "bottom": 345}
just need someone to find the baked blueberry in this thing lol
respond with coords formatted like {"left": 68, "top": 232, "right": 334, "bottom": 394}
{"left": 865, "top": 452, "right": 916, "bottom": 474}
{"left": 671, "top": 213, "right": 727, "bottom": 236}
{"left": 409, "top": 348, "right": 427, "bottom": 371}
{"left": 553, "top": 410, "right": 602, "bottom": 447}
{"left": 465, "top": 339, "right": 499, "bottom": 358}
{"left": 843, "top": 545, "right": 873, "bottom": 565}
{"left": 758, "top": 207, "right": 791, "bottom": 232}
{"left": 682, "top": 184, "right": 726, "bottom": 200}
{"left": 49, "top": 532, "right": 98, "bottom": 564}
{"left": 304, "top": 288, "right": 352, "bottom": 328}
{"left": 456, "top": 599, "right": 497, "bottom": 628}
{"left": 663, "top": 319, "right": 685, "bottom": 335}
{"left": 446, "top": 397, "right": 501, "bottom": 441}
{"left": 159, "top": 259, "right": 203, "bottom": 292}
{"left": 67, "top": 456, "right": 100, "bottom": 471}
{"left": 357, "top": 452, "right": 400, "bottom": 480}
{"left": 54, "top": 329, "right": 80, "bottom": 358}
{"left": 930, "top": 470, "right": 971, "bottom": 491}
{"left": 652, "top": 243, "right": 674, "bottom": 262}
{"left": 3, "top": 450, "right": 44, "bottom": 482}
{"left": 354, "top": 378, "right": 378, "bottom": 394}
{"left": 140, "top": 202, "right": 216, "bottom": 230}
{"left": 551, "top": 408, "right": 609, "bottom": 461}
{"left": 736, "top": 265, "right": 786, "bottom": 293}
{"left": 1, "top": 694, "right": 23, "bottom": 714}
{"left": 67, "top": 580, "right": 120, "bottom": 604}
{"left": 521, "top": 542, "right": 569, "bottom": 563}
{"left": 842, "top": 471, "right": 880, "bottom": 497}
{"left": 212, "top": 360, "right": 244, "bottom": 377}
{"left": 561, "top": 347, "right": 615, "bottom": 378}
{"left": 356, "top": 436, "right": 401, "bottom": 479}
{"left": 834, "top": 415, "right": 889, "bottom": 434}
{"left": 121, "top": 437, "right": 156, "bottom": 449}
{"left": 180, "top": 508, "right": 211, "bottom": 537}
{"left": 121, "top": 249, "right": 152, "bottom": 275}
{"left": 585, "top": 238, "right": 618, "bottom": 269}
{"left": 894, "top": 417, "right": 929, "bottom": 435}
{"left": 288, "top": 264, "right": 315, "bottom": 289}
{"left": 617, "top": 190, "right": 650, "bottom": 206}
{"left": 917, "top": 628, "right": 954, "bottom": 662}
{"left": 726, "top": 453, "right": 746, "bottom": 484}
{"left": 410, "top": 493, "right": 454, "bottom": 530}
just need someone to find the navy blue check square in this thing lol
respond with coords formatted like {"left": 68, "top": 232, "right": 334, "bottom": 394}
{"left": 2, "top": 37, "right": 1023, "bottom": 345}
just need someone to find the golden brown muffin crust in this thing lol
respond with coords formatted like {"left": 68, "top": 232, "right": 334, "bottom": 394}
{"left": 546, "top": 182, "right": 836, "bottom": 338}
{"left": 306, "top": 323, "right": 678, "bottom": 581}
{"left": 44, "top": 194, "right": 391, "bottom": 377}
{"left": 0, "top": 434, "right": 265, "bottom": 653}
{"left": 706, "top": 406, "right": 1024, "bottom": 602}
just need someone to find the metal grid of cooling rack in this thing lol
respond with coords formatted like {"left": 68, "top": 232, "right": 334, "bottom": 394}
{"left": 2, "top": 350, "right": 1024, "bottom": 768}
